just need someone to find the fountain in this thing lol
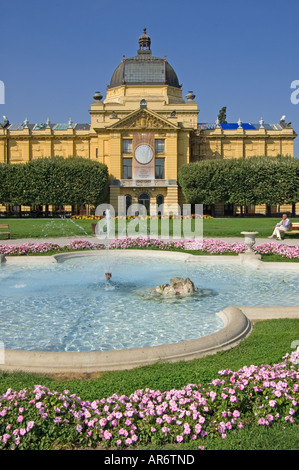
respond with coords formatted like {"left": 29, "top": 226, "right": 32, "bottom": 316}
{"left": 0, "top": 249, "right": 298, "bottom": 374}
{"left": 97, "top": 209, "right": 112, "bottom": 281}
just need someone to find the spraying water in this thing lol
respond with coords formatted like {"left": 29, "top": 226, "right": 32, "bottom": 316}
{"left": 104, "top": 209, "right": 112, "bottom": 282}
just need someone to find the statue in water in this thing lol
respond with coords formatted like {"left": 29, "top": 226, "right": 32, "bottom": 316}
{"left": 155, "top": 277, "right": 196, "bottom": 297}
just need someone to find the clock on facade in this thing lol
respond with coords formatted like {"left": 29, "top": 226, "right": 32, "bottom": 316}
{"left": 134, "top": 144, "right": 153, "bottom": 164}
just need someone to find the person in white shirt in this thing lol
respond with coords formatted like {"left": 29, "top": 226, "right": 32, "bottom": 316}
{"left": 268, "top": 214, "right": 291, "bottom": 240}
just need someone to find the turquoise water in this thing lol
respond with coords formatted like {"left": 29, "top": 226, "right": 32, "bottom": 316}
{"left": 0, "top": 255, "right": 298, "bottom": 352}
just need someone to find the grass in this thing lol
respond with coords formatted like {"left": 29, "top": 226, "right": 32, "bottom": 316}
{"left": 1, "top": 217, "right": 299, "bottom": 240}
{"left": 0, "top": 319, "right": 298, "bottom": 450}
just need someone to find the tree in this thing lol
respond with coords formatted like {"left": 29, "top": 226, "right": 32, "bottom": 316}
{"left": 0, "top": 157, "right": 109, "bottom": 208}
{"left": 218, "top": 106, "right": 227, "bottom": 123}
{"left": 178, "top": 156, "right": 299, "bottom": 214}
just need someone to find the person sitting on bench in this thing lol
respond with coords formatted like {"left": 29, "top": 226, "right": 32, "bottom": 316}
{"left": 268, "top": 214, "right": 291, "bottom": 240}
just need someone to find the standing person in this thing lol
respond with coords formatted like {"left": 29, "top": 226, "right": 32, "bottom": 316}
{"left": 268, "top": 214, "right": 291, "bottom": 240}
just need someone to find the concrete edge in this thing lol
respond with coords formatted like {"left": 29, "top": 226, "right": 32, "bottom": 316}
{"left": 1, "top": 249, "right": 299, "bottom": 271}
{"left": 0, "top": 306, "right": 252, "bottom": 374}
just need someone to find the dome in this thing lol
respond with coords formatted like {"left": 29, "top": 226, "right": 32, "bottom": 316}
{"left": 109, "top": 29, "right": 181, "bottom": 89}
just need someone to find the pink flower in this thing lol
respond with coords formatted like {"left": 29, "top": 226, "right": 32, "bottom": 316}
{"left": 26, "top": 421, "right": 35, "bottom": 432}
{"left": 183, "top": 423, "right": 191, "bottom": 435}
{"left": 195, "top": 424, "right": 202, "bottom": 434}
{"left": 2, "top": 434, "right": 10, "bottom": 444}
{"left": 258, "top": 418, "right": 267, "bottom": 425}
{"left": 103, "top": 430, "right": 112, "bottom": 440}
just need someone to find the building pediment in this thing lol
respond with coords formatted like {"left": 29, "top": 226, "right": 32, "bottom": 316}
{"left": 108, "top": 108, "right": 178, "bottom": 131}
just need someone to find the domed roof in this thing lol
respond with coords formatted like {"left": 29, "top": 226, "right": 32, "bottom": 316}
{"left": 109, "top": 29, "right": 181, "bottom": 89}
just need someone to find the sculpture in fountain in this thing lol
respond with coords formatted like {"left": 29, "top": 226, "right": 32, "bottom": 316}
{"left": 155, "top": 277, "right": 197, "bottom": 297}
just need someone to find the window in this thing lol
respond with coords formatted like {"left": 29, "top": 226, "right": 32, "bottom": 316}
{"left": 155, "top": 158, "right": 165, "bottom": 179}
{"left": 123, "top": 158, "right": 132, "bottom": 179}
{"left": 123, "top": 139, "right": 132, "bottom": 153}
{"left": 155, "top": 139, "right": 165, "bottom": 154}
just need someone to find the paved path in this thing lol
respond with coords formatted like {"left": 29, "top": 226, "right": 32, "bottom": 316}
{"left": 0, "top": 235, "right": 298, "bottom": 246}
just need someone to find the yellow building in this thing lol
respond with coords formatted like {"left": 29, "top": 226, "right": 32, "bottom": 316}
{"left": 0, "top": 29, "right": 297, "bottom": 216}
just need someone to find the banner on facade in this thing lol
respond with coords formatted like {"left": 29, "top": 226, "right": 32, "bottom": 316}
{"left": 132, "top": 132, "right": 155, "bottom": 180}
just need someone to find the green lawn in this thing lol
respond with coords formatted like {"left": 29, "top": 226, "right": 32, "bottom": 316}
{"left": 0, "top": 217, "right": 299, "bottom": 240}
{"left": 0, "top": 319, "right": 298, "bottom": 450}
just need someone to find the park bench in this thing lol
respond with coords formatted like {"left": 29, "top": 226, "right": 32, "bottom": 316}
{"left": 0, "top": 224, "right": 11, "bottom": 239}
{"left": 282, "top": 222, "right": 299, "bottom": 238}
{"left": 288, "top": 222, "right": 299, "bottom": 234}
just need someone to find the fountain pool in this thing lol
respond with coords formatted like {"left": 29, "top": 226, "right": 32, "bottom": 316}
{"left": 0, "top": 252, "right": 298, "bottom": 354}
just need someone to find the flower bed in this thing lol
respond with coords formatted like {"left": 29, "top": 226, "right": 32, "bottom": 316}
{"left": 71, "top": 214, "right": 214, "bottom": 220}
{"left": 0, "top": 237, "right": 298, "bottom": 259}
{"left": 253, "top": 242, "right": 299, "bottom": 260}
{"left": 0, "top": 349, "right": 298, "bottom": 450}
{"left": 0, "top": 242, "right": 62, "bottom": 256}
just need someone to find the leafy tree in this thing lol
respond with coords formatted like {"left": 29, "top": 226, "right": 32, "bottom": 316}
{"left": 0, "top": 157, "right": 109, "bottom": 207}
{"left": 218, "top": 106, "right": 227, "bottom": 123}
{"left": 178, "top": 156, "right": 299, "bottom": 214}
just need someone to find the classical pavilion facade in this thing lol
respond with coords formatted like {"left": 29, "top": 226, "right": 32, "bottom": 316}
{"left": 0, "top": 29, "right": 297, "bottom": 216}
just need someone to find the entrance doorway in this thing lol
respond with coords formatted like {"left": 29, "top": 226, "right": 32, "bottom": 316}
{"left": 138, "top": 192, "right": 150, "bottom": 214}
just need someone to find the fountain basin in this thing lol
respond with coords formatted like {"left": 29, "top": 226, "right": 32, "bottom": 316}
{"left": 0, "top": 306, "right": 251, "bottom": 374}
{"left": 0, "top": 250, "right": 298, "bottom": 374}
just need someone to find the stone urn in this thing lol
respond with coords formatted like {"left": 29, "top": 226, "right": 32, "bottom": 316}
{"left": 241, "top": 232, "right": 259, "bottom": 253}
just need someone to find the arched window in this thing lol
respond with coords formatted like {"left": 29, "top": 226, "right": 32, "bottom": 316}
{"left": 138, "top": 192, "right": 150, "bottom": 214}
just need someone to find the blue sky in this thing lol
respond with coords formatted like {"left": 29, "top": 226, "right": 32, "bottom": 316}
{"left": 1, "top": 0, "right": 298, "bottom": 155}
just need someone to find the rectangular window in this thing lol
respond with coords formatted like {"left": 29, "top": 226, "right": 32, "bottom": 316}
{"left": 155, "top": 139, "right": 165, "bottom": 154}
{"left": 155, "top": 158, "right": 165, "bottom": 179}
{"left": 122, "top": 139, "right": 132, "bottom": 154}
{"left": 123, "top": 158, "right": 132, "bottom": 179}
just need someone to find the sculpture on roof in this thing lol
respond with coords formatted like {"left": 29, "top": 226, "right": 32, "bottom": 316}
{"left": 0, "top": 116, "right": 9, "bottom": 128}
{"left": 280, "top": 115, "right": 292, "bottom": 128}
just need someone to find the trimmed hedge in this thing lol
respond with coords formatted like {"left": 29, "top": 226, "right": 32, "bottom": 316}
{"left": 0, "top": 157, "right": 109, "bottom": 206}
{"left": 178, "top": 156, "right": 299, "bottom": 208}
